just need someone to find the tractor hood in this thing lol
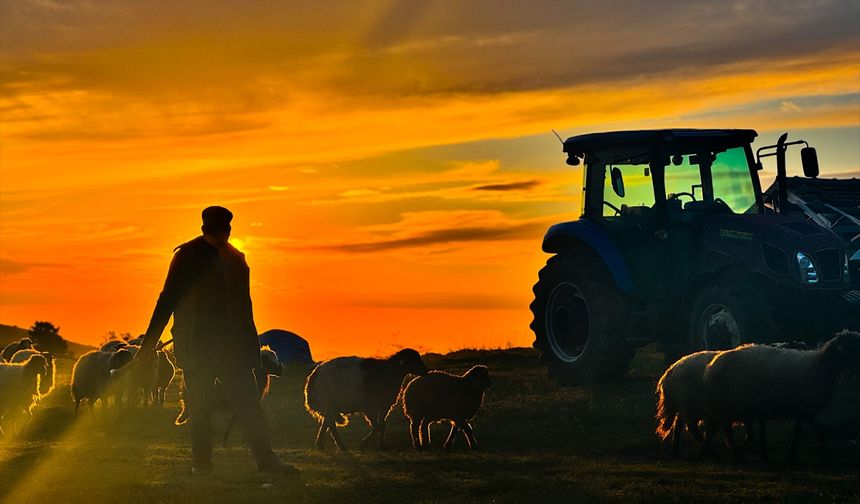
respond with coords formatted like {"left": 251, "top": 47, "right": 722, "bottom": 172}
{"left": 696, "top": 212, "right": 849, "bottom": 289}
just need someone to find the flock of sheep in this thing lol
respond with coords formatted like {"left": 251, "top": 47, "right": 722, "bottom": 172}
{"left": 2, "top": 329, "right": 859, "bottom": 462}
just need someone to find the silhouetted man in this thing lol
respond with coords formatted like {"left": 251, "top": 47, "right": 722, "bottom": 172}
{"left": 139, "top": 206, "right": 289, "bottom": 475}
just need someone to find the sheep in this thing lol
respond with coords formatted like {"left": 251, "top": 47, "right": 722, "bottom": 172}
{"left": 402, "top": 365, "right": 492, "bottom": 451}
{"left": 304, "top": 348, "right": 428, "bottom": 451}
{"left": 2, "top": 338, "right": 33, "bottom": 362}
{"left": 99, "top": 340, "right": 127, "bottom": 352}
{"left": 0, "top": 354, "right": 49, "bottom": 437}
{"left": 10, "top": 349, "right": 56, "bottom": 398}
{"left": 174, "top": 347, "right": 282, "bottom": 445}
{"left": 154, "top": 350, "right": 176, "bottom": 406}
{"left": 109, "top": 344, "right": 161, "bottom": 407}
{"left": 701, "top": 330, "right": 860, "bottom": 461}
{"left": 70, "top": 349, "right": 135, "bottom": 414}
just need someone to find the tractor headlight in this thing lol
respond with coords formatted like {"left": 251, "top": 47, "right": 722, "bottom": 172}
{"left": 796, "top": 251, "right": 818, "bottom": 284}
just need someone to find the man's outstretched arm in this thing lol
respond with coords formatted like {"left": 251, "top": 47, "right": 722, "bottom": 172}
{"left": 140, "top": 250, "right": 192, "bottom": 354}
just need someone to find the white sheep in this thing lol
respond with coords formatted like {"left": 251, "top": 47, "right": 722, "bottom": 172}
{"left": 304, "top": 348, "right": 428, "bottom": 451}
{"left": 10, "top": 349, "right": 56, "bottom": 398}
{"left": 0, "top": 354, "right": 49, "bottom": 437}
{"left": 70, "top": 349, "right": 135, "bottom": 413}
{"left": 402, "top": 365, "right": 492, "bottom": 451}
{"left": 701, "top": 330, "right": 860, "bottom": 461}
{"left": 655, "top": 350, "right": 720, "bottom": 453}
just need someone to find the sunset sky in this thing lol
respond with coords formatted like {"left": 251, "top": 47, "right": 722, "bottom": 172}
{"left": 1, "top": 0, "right": 859, "bottom": 358}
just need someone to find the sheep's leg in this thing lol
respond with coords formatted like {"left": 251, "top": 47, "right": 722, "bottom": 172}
{"left": 409, "top": 419, "right": 421, "bottom": 450}
{"left": 687, "top": 419, "right": 704, "bottom": 444}
{"left": 74, "top": 398, "right": 81, "bottom": 416}
{"left": 443, "top": 424, "right": 459, "bottom": 451}
{"left": 808, "top": 418, "right": 828, "bottom": 462}
{"left": 758, "top": 421, "right": 770, "bottom": 462}
{"left": 461, "top": 423, "right": 478, "bottom": 450}
{"left": 419, "top": 419, "right": 431, "bottom": 450}
{"left": 328, "top": 421, "right": 347, "bottom": 452}
{"left": 222, "top": 414, "right": 237, "bottom": 447}
{"left": 700, "top": 420, "right": 719, "bottom": 458}
{"left": 376, "top": 413, "right": 387, "bottom": 451}
{"left": 724, "top": 421, "right": 745, "bottom": 462}
{"left": 315, "top": 419, "right": 328, "bottom": 450}
{"left": 789, "top": 419, "right": 803, "bottom": 462}
{"left": 358, "top": 415, "right": 378, "bottom": 450}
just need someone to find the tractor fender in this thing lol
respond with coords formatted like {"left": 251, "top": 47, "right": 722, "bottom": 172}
{"left": 542, "top": 220, "right": 635, "bottom": 293}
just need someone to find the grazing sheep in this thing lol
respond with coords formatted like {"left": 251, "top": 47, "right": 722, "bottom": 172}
{"left": 70, "top": 349, "right": 135, "bottom": 413}
{"left": 702, "top": 330, "right": 860, "bottom": 461}
{"left": 10, "top": 349, "right": 56, "bottom": 397}
{"left": 99, "top": 340, "right": 127, "bottom": 352}
{"left": 174, "top": 347, "right": 282, "bottom": 445}
{"left": 655, "top": 350, "right": 721, "bottom": 454}
{"left": 2, "top": 338, "right": 33, "bottom": 362}
{"left": 154, "top": 351, "right": 176, "bottom": 406}
{"left": 109, "top": 344, "right": 161, "bottom": 407}
{"left": 304, "top": 348, "right": 428, "bottom": 451}
{"left": 0, "top": 354, "right": 49, "bottom": 436}
{"left": 402, "top": 365, "right": 492, "bottom": 451}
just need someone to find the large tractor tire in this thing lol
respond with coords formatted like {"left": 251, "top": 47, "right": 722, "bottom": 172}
{"left": 530, "top": 251, "right": 633, "bottom": 386}
{"left": 685, "top": 269, "right": 778, "bottom": 352}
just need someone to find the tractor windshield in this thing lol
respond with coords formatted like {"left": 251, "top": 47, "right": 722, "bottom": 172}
{"left": 600, "top": 144, "right": 758, "bottom": 217}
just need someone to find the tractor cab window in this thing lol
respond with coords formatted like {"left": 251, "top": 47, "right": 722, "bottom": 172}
{"left": 602, "top": 163, "right": 654, "bottom": 217}
{"left": 711, "top": 147, "right": 757, "bottom": 213}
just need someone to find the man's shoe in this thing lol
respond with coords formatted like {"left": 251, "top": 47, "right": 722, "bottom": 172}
{"left": 191, "top": 463, "right": 213, "bottom": 476}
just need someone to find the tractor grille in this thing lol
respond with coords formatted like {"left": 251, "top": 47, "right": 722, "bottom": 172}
{"left": 816, "top": 249, "right": 840, "bottom": 281}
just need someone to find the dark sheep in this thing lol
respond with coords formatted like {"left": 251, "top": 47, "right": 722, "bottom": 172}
{"left": 402, "top": 365, "right": 492, "bottom": 451}
{"left": 70, "top": 349, "right": 135, "bottom": 413}
{"left": 304, "top": 348, "right": 428, "bottom": 451}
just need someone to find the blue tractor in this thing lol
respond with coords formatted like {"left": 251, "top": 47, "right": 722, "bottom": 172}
{"left": 529, "top": 129, "right": 856, "bottom": 385}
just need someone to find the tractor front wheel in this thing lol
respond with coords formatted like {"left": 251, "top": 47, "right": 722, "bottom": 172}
{"left": 530, "top": 251, "right": 633, "bottom": 386}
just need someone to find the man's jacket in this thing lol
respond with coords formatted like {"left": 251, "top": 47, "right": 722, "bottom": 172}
{"left": 142, "top": 236, "right": 262, "bottom": 371}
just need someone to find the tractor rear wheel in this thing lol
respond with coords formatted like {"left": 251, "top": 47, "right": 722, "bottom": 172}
{"left": 530, "top": 251, "right": 633, "bottom": 386}
{"left": 686, "top": 270, "right": 777, "bottom": 352}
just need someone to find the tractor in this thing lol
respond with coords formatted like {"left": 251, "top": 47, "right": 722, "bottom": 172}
{"left": 529, "top": 129, "right": 855, "bottom": 386}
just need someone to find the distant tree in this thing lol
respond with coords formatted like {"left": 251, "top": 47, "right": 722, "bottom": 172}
{"left": 28, "top": 321, "right": 68, "bottom": 356}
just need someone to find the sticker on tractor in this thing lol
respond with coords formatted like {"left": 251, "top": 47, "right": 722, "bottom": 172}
{"left": 719, "top": 229, "right": 754, "bottom": 241}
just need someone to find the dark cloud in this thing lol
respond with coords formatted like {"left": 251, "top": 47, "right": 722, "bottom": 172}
{"left": 316, "top": 222, "right": 545, "bottom": 252}
{"left": 473, "top": 180, "right": 540, "bottom": 191}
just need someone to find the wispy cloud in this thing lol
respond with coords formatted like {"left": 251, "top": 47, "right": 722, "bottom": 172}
{"left": 473, "top": 180, "right": 540, "bottom": 191}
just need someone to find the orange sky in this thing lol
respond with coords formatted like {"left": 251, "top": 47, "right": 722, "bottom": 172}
{"left": 2, "top": 0, "right": 859, "bottom": 358}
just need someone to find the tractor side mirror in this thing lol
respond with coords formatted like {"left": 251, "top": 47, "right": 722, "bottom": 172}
{"left": 610, "top": 166, "right": 625, "bottom": 197}
{"left": 801, "top": 147, "right": 819, "bottom": 178}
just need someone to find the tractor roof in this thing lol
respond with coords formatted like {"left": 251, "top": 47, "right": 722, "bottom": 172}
{"left": 563, "top": 129, "right": 758, "bottom": 155}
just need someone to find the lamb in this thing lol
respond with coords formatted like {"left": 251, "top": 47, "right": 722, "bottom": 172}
{"left": 70, "top": 349, "right": 135, "bottom": 413}
{"left": 402, "top": 365, "right": 492, "bottom": 451}
{"left": 174, "top": 347, "right": 282, "bottom": 445}
{"left": 2, "top": 338, "right": 33, "bottom": 362}
{"left": 10, "top": 349, "right": 56, "bottom": 398}
{"left": 0, "top": 354, "right": 49, "bottom": 437}
{"left": 701, "top": 330, "right": 860, "bottom": 461}
{"left": 304, "top": 348, "right": 428, "bottom": 451}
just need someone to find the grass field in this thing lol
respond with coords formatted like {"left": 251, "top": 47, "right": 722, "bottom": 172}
{"left": 1, "top": 346, "right": 859, "bottom": 503}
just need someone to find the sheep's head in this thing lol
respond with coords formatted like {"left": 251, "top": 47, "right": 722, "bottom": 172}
{"left": 826, "top": 330, "right": 860, "bottom": 372}
{"left": 19, "top": 338, "right": 33, "bottom": 349}
{"left": 391, "top": 348, "right": 428, "bottom": 376}
{"left": 109, "top": 348, "right": 135, "bottom": 371}
{"left": 261, "top": 347, "right": 283, "bottom": 377}
{"left": 465, "top": 365, "right": 492, "bottom": 389}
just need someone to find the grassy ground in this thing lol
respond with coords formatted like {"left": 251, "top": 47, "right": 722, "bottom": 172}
{"left": 1, "top": 346, "right": 859, "bottom": 503}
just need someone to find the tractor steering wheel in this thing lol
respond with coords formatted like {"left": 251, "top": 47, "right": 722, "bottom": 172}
{"left": 668, "top": 191, "right": 696, "bottom": 202}
{"left": 603, "top": 201, "right": 622, "bottom": 216}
